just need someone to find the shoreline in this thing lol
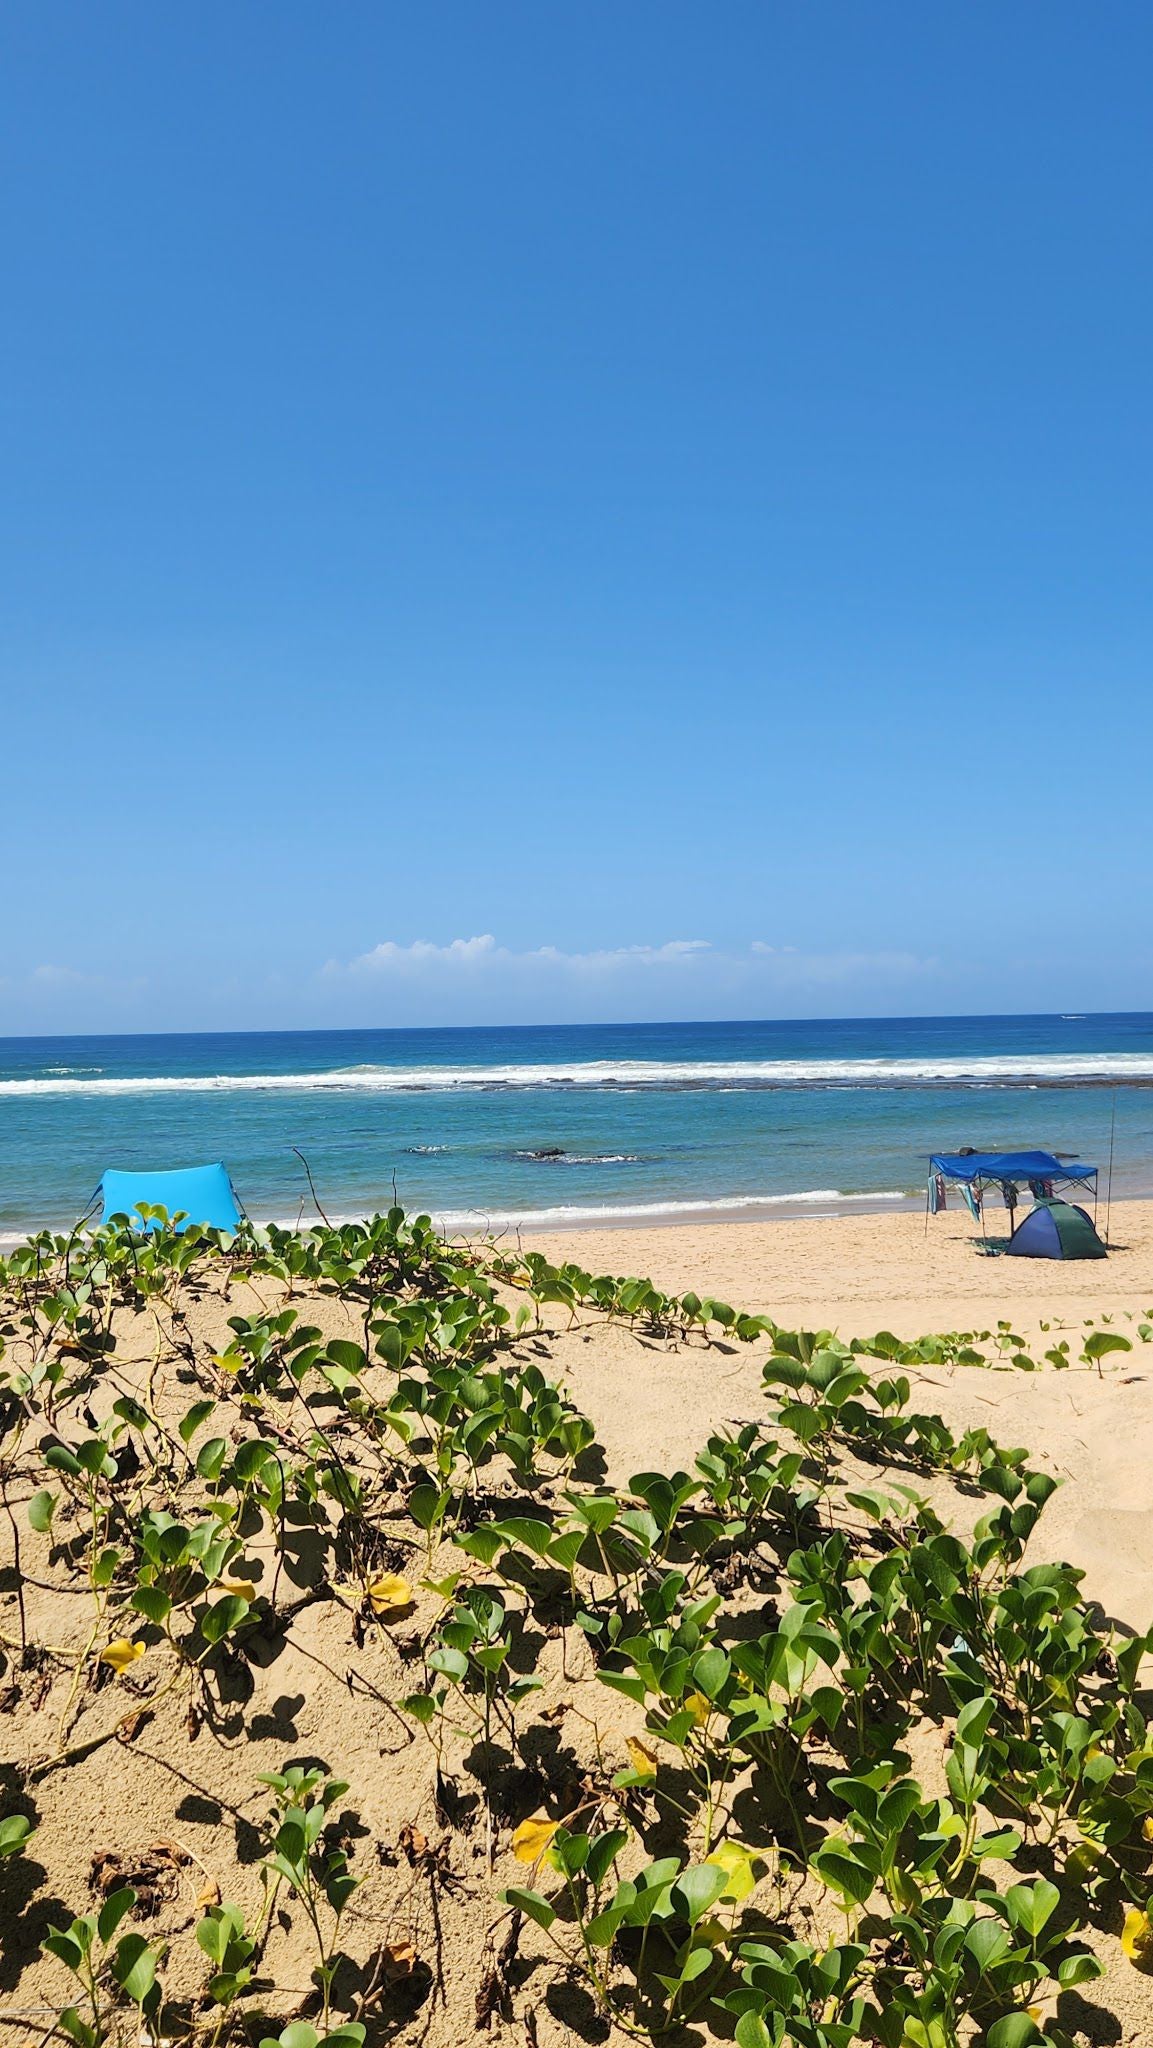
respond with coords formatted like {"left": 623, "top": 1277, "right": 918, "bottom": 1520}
{"left": 3, "top": 1180, "right": 1149, "bottom": 1249}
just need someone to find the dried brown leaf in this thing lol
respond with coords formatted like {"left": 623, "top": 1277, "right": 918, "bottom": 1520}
{"left": 382, "top": 1939, "right": 417, "bottom": 1982}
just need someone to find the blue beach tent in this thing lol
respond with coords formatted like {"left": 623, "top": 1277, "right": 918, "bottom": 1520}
{"left": 926, "top": 1149, "right": 1104, "bottom": 1256}
{"left": 98, "top": 1163, "right": 243, "bottom": 1233}
{"left": 1004, "top": 1199, "right": 1107, "bottom": 1261}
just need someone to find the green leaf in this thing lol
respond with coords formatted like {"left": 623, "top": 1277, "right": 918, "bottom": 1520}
{"left": 596, "top": 1670, "right": 648, "bottom": 1705}
{"left": 196, "top": 1437, "right": 228, "bottom": 1482}
{"left": 1056, "top": 1949, "right": 1104, "bottom": 1986}
{"left": 670, "top": 1862, "right": 730, "bottom": 1924}
{"left": 693, "top": 1646, "right": 731, "bottom": 1699}
{"left": 547, "top": 1530, "right": 585, "bottom": 1573}
{"left": 56, "top": 2011, "right": 98, "bottom": 2048}
{"left": 734, "top": 2015, "right": 776, "bottom": 2048}
{"left": 1005, "top": 1878, "right": 1061, "bottom": 1940}
{"left": 326, "top": 1339, "right": 367, "bottom": 1376}
{"left": 400, "top": 1692, "right": 437, "bottom": 1724}
{"left": 554, "top": 1831, "right": 591, "bottom": 1876}
{"left": 987, "top": 2018, "right": 1044, "bottom": 2048}
{"left": 91, "top": 1546, "right": 120, "bottom": 1589}
{"left": 812, "top": 1845, "right": 875, "bottom": 1906}
{"left": 964, "top": 1916, "right": 1011, "bottom": 1973}
{"left": 201, "top": 1594, "right": 250, "bottom": 1645}
{"left": 76, "top": 1439, "right": 115, "bottom": 1479}
{"left": 27, "top": 1489, "right": 56, "bottom": 1533}
{"left": 585, "top": 1902, "right": 630, "bottom": 1948}
{"left": 265, "top": 2026, "right": 320, "bottom": 2048}
{"left": 111, "top": 1932, "right": 157, "bottom": 2006}
{"left": 97, "top": 1887, "right": 136, "bottom": 1946}
{"left": 454, "top": 1528, "right": 503, "bottom": 1566}
{"left": 585, "top": 1828, "right": 629, "bottom": 1887}
{"left": 956, "top": 1693, "right": 995, "bottom": 1748}
{"left": 679, "top": 1944, "right": 715, "bottom": 1985}
{"left": 408, "top": 1483, "right": 447, "bottom": 1531}
{"left": 428, "top": 1645, "right": 469, "bottom": 1683}
{"left": 0, "top": 1814, "right": 34, "bottom": 1857}
{"left": 490, "top": 1517, "right": 554, "bottom": 1558}
{"left": 43, "top": 1929, "right": 87, "bottom": 1973}
{"left": 1084, "top": 1330, "right": 1132, "bottom": 1361}
{"left": 500, "top": 1886, "right": 556, "bottom": 1931}
{"left": 179, "top": 1400, "right": 216, "bottom": 1443}
{"left": 44, "top": 1443, "right": 81, "bottom": 1477}
{"left": 131, "top": 1586, "right": 173, "bottom": 1624}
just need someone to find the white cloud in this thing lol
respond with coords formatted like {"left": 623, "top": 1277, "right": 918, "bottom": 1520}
{"left": 29, "top": 963, "right": 87, "bottom": 986}
{"left": 324, "top": 933, "right": 933, "bottom": 998}
{"left": 329, "top": 935, "right": 716, "bottom": 980}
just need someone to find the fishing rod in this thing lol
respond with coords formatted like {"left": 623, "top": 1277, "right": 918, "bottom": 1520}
{"left": 1104, "top": 1089, "right": 1117, "bottom": 1248}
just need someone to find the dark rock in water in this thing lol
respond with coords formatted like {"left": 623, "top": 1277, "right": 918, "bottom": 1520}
{"left": 528, "top": 1147, "right": 565, "bottom": 1160}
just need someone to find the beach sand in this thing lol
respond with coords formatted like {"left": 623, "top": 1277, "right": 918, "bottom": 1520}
{"left": 529, "top": 1194, "right": 1153, "bottom": 1353}
{"left": 528, "top": 1195, "right": 1153, "bottom": 1636}
{"left": 7, "top": 1205, "right": 1153, "bottom": 2043}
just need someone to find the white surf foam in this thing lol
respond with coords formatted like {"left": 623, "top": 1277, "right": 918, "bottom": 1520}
{"left": 0, "top": 1187, "right": 912, "bottom": 1248}
{"left": 2, "top": 1052, "right": 1152, "bottom": 1096}
{"left": 384, "top": 1189, "right": 908, "bottom": 1231}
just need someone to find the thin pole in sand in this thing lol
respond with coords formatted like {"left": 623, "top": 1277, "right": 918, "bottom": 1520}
{"left": 1104, "top": 1090, "right": 1117, "bottom": 1247}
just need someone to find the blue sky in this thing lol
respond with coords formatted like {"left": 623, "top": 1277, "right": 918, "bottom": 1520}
{"left": 2, "top": 3, "right": 1151, "bottom": 1033}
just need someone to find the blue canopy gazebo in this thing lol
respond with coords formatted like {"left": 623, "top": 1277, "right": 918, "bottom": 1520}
{"left": 926, "top": 1149, "right": 1099, "bottom": 1251}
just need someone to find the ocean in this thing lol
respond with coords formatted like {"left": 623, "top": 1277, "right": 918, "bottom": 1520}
{"left": 2, "top": 1013, "right": 1152, "bottom": 1242}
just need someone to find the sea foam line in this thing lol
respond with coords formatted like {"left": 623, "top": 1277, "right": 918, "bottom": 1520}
{"left": 426, "top": 1190, "right": 909, "bottom": 1230}
{"left": 2, "top": 1053, "right": 1153, "bottom": 1096}
{"left": 0, "top": 1187, "right": 909, "bottom": 1246}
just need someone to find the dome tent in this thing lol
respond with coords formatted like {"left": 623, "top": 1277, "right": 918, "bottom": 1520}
{"left": 1004, "top": 1198, "right": 1106, "bottom": 1260}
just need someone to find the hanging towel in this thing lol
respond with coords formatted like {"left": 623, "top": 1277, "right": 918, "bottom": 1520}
{"left": 931, "top": 1173, "right": 948, "bottom": 1213}
{"left": 960, "top": 1182, "right": 981, "bottom": 1221}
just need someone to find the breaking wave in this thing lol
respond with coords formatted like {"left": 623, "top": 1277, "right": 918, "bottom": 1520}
{"left": 3, "top": 1052, "right": 1153, "bottom": 1097}
{"left": 422, "top": 1189, "right": 910, "bottom": 1229}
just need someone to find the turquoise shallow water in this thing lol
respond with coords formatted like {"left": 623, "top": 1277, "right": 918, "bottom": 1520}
{"left": 2, "top": 1014, "right": 1152, "bottom": 1238}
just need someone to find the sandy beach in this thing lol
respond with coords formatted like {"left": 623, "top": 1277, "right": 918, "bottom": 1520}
{"left": 528, "top": 1194, "right": 1153, "bottom": 1354}
{"left": 530, "top": 1199, "right": 1153, "bottom": 1637}
{"left": 7, "top": 1206, "right": 1153, "bottom": 2044}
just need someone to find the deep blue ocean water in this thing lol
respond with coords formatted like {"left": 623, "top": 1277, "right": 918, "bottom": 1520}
{"left": 2, "top": 1014, "right": 1153, "bottom": 1239}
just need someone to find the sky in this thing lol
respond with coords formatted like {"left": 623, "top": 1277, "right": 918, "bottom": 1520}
{"left": 2, "top": 3, "right": 1152, "bottom": 1034}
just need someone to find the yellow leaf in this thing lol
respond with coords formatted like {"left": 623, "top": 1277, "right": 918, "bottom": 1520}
{"left": 625, "top": 1737, "right": 659, "bottom": 1781}
{"left": 366, "top": 1572, "right": 412, "bottom": 1617}
{"left": 1143, "top": 1817, "right": 1153, "bottom": 1844}
{"left": 100, "top": 1638, "right": 145, "bottom": 1675}
{"left": 511, "top": 1813, "right": 559, "bottom": 1865}
{"left": 1123, "top": 1907, "right": 1153, "bottom": 1970}
{"left": 196, "top": 1879, "right": 221, "bottom": 1909}
{"left": 685, "top": 1692, "right": 711, "bottom": 1727}
{"left": 705, "top": 1841, "right": 757, "bottom": 1902}
{"left": 220, "top": 1578, "right": 257, "bottom": 1602}
{"left": 213, "top": 1351, "right": 244, "bottom": 1374}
